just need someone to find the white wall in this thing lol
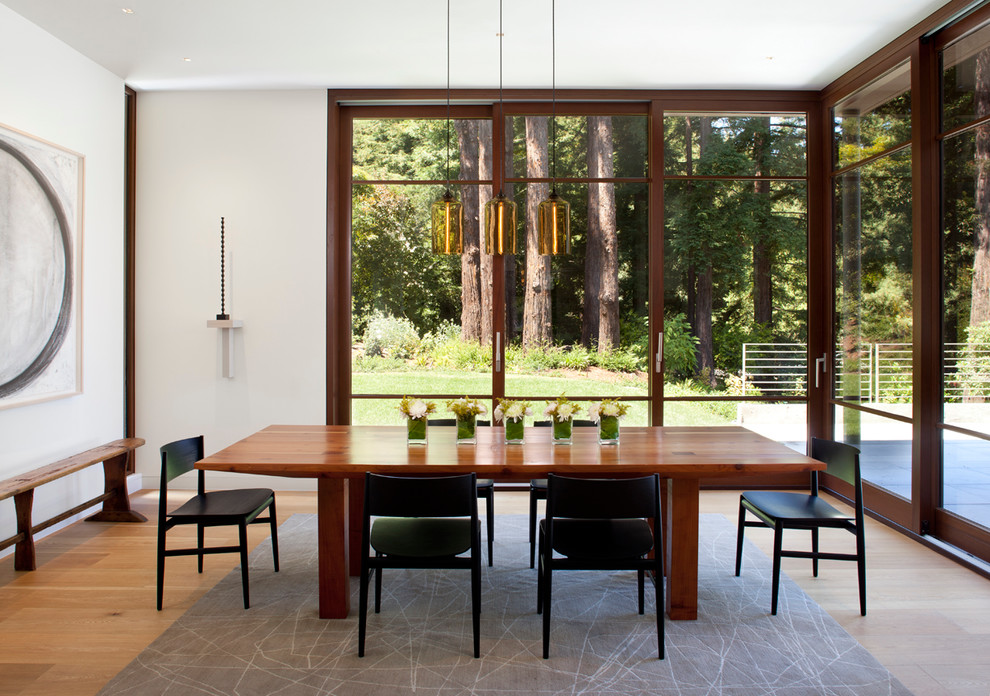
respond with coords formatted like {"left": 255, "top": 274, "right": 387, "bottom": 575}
{"left": 0, "top": 5, "right": 127, "bottom": 542}
{"left": 135, "top": 90, "right": 327, "bottom": 490}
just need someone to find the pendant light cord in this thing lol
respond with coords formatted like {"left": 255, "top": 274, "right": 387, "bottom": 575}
{"left": 551, "top": 0, "right": 557, "bottom": 193}
{"left": 445, "top": 0, "right": 451, "bottom": 193}
{"left": 498, "top": 0, "right": 504, "bottom": 197}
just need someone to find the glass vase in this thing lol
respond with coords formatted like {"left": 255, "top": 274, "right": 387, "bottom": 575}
{"left": 504, "top": 419, "right": 524, "bottom": 444}
{"left": 456, "top": 414, "right": 477, "bottom": 444}
{"left": 407, "top": 417, "right": 427, "bottom": 445}
{"left": 598, "top": 415, "right": 620, "bottom": 445}
{"left": 552, "top": 417, "right": 573, "bottom": 444}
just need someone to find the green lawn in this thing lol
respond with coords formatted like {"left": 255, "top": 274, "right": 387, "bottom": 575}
{"left": 351, "top": 370, "right": 738, "bottom": 426}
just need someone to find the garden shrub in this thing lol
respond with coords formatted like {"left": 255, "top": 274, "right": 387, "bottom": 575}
{"left": 362, "top": 311, "right": 420, "bottom": 359}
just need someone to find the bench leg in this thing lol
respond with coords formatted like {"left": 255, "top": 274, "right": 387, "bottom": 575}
{"left": 86, "top": 452, "right": 147, "bottom": 523}
{"left": 14, "top": 490, "right": 36, "bottom": 571}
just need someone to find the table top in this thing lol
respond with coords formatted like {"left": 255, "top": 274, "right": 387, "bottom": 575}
{"left": 197, "top": 424, "right": 823, "bottom": 480}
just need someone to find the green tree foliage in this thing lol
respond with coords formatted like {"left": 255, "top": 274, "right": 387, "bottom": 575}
{"left": 351, "top": 184, "right": 460, "bottom": 337}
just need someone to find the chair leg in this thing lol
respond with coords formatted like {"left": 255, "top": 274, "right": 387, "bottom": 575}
{"left": 197, "top": 523, "right": 205, "bottom": 573}
{"left": 771, "top": 522, "right": 783, "bottom": 615}
{"left": 734, "top": 499, "right": 746, "bottom": 576}
{"left": 156, "top": 526, "right": 167, "bottom": 611}
{"left": 485, "top": 490, "right": 494, "bottom": 567}
{"left": 536, "top": 526, "right": 545, "bottom": 614}
{"left": 811, "top": 527, "right": 819, "bottom": 577}
{"left": 529, "top": 489, "right": 538, "bottom": 569}
{"left": 268, "top": 500, "right": 280, "bottom": 572}
{"left": 358, "top": 560, "right": 370, "bottom": 657}
{"left": 238, "top": 522, "right": 250, "bottom": 609}
{"left": 655, "top": 557, "right": 665, "bottom": 660}
{"left": 638, "top": 568, "right": 645, "bottom": 615}
{"left": 472, "top": 533, "right": 481, "bottom": 658}
{"left": 374, "top": 552, "right": 383, "bottom": 613}
{"left": 542, "top": 562, "right": 552, "bottom": 659}
{"left": 856, "top": 528, "right": 867, "bottom": 616}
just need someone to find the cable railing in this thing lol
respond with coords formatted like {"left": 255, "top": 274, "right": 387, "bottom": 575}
{"left": 740, "top": 342, "right": 990, "bottom": 402}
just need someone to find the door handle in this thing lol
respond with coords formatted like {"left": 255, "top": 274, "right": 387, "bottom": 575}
{"left": 814, "top": 353, "right": 827, "bottom": 389}
{"left": 495, "top": 332, "right": 502, "bottom": 372}
{"left": 655, "top": 332, "right": 664, "bottom": 373}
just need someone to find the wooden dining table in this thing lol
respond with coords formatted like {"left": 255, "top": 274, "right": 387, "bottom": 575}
{"left": 197, "top": 424, "right": 822, "bottom": 621}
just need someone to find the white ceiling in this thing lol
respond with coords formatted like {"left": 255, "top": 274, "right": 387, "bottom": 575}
{"left": 0, "top": 0, "right": 958, "bottom": 92}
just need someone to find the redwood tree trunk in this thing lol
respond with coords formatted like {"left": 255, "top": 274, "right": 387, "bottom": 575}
{"left": 585, "top": 116, "right": 618, "bottom": 349}
{"left": 695, "top": 117, "right": 715, "bottom": 379}
{"left": 973, "top": 49, "right": 990, "bottom": 328}
{"left": 477, "top": 119, "right": 494, "bottom": 345}
{"left": 523, "top": 117, "right": 553, "bottom": 348}
{"left": 456, "top": 119, "right": 482, "bottom": 342}
{"left": 753, "top": 119, "right": 773, "bottom": 327}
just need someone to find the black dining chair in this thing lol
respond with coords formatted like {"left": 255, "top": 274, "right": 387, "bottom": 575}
{"left": 528, "top": 419, "right": 596, "bottom": 568}
{"left": 432, "top": 418, "right": 494, "bottom": 566}
{"left": 734, "top": 437, "right": 866, "bottom": 616}
{"left": 358, "top": 472, "right": 482, "bottom": 658}
{"left": 537, "top": 473, "right": 664, "bottom": 659}
{"left": 157, "top": 436, "right": 279, "bottom": 610}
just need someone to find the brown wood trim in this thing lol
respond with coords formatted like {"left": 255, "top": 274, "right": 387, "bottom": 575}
{"left": 649, "top": 100, "right": 664, "bottom": 425}
{"left": 913, "top": 39, "right": 943, "bottom": 536}
{"left": 124, "top": 87, "right": 137, "bottom": 451}
{"left": 933, "top": 2, "right": 990, "bottom": 49}
{"left": 939, "top": 422, "right": 990, "bottom": 440}
{"left": 821, "top": 0, "right": 976, "bottom": 103}
{"left": 830, "top": 142, "right": 912, "bottom": 178}
{"left": 330, "top": 88, "right": 819, "bottom": 106}
{"left": 345, "top": 103, "right": 492, "bottom": 119}
{"left": 808, "top": 93, "right": 831, "bottom": 442}
{"left": 939, "top": 112, "right": 990, "bottom": 140}
{"left": 326, "top": 91, "right": 349, "bottom": 425}
{"left": 934, "top": 508, "right": 990, "bottom": 562}
{"left": 663, "top": 175, "right": 808, "bottom": 182}
{"left": 831, "top": 400, "right": 914, "bottom": 424}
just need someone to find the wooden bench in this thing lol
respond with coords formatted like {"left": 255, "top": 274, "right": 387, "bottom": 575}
{"left": 0, "top": 438, "right": 147, "bottom": 571}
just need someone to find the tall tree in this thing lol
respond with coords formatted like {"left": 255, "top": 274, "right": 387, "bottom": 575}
{"left": 695, "top": 117, "right": 716, "bottom": 382}
{"left": 456, "top": 119, "right": 483, "bottom": 341}
{"left": 752, "top": 118, "right": 773, "bottom": 327}
{"left": 585, "top": 116, "right": 619, "bottom": 349}
{"left": 523, "top": 116, "right": 553, "bottom": 347}
{"left": 478, "top": 119, "right": 495, "bottom": 345}
{"left": 972, "top": 49, "right": 990, "bottom": 328}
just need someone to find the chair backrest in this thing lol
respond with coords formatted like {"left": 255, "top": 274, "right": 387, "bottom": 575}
{"left": 159, "top": 436, "right": 206, "bottom": 522}
{"left": 810, "top": 437, "right": 863, "bottom": 517}
{"left": 429, "top": 418, "right": 456, "bottom": 426}
{"left": 364, "top": 473, "right": 477, "bottom": 519}
{"left": 547, "top": 473, "right": 660, "bottom": 521}
{"left": 535, "top": 419, "right": 595, "bottom": 427}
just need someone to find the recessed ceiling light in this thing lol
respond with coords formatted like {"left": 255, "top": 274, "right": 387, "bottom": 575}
{"left": 122, "top": 8, "right": 134, "bottom": 13}
{"left": 183, "top": 57, "right": 192, "bottom": 62}
{"left": 765, "top": 56, "right": 775, "bottom": 61}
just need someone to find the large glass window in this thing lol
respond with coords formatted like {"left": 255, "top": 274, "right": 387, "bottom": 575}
{"left": 831, "top": 62, "right": 914, "bottom": 501}
{"left": 663, "top": 114, "right": 808, "bottom": 445}
{"left": 942, "top": 24, "right": 990, "bottom": 530}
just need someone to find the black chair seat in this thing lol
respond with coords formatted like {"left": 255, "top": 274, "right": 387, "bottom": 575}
{"left": 169, "top": 488, "right": 275, "bottom": 520}
{"left": 735, "top": 437, "right": 865, "bottom": 616}
{"left": 538, "top": 474, "right": 663, "bottom": 660}
{"left": 541, "top": 518, "right": 654, "bottom": 560}
{"left": 359, "top": 473, "right": 481, "bottom": 658}
{"left": 371, "top": 517, "right": 472, "bottom": 558}
{"left": 432, "top": 419, "right": 495, "bottom": 566}
{"left": 157, "top": 436, "right": 279, "bottom": 611}
{"left": 741, "top": 490, "right": 852, "bottom": 524}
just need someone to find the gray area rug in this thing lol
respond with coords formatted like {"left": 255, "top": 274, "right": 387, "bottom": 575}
{"left": 99, "top": 514, "right": 912, "bottom": 695}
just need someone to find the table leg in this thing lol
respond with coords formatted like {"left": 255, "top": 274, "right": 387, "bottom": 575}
{"left": 665, "top": 478, "right": 700, "bottom": 620}
{"left": 317, "top": 478, "right": 350, "bottom": 619}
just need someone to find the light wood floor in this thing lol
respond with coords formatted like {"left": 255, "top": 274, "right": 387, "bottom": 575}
{"left": 0, "top": 489, "right": 988, "bottom": 696}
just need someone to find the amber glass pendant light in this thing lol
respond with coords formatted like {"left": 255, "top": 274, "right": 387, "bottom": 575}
{"left": 537, "top": 0, "right": 570, "bottom": 255}
{"left": 483, "top": 0, "right": 517, "bottom": 256}
{"left": 431, "top": 0, "right": 464, "bottom": 255}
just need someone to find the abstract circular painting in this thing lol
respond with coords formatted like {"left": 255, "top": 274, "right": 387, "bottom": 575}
{"left": 0, "top": 124, "right": 82, "bottom": 408}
